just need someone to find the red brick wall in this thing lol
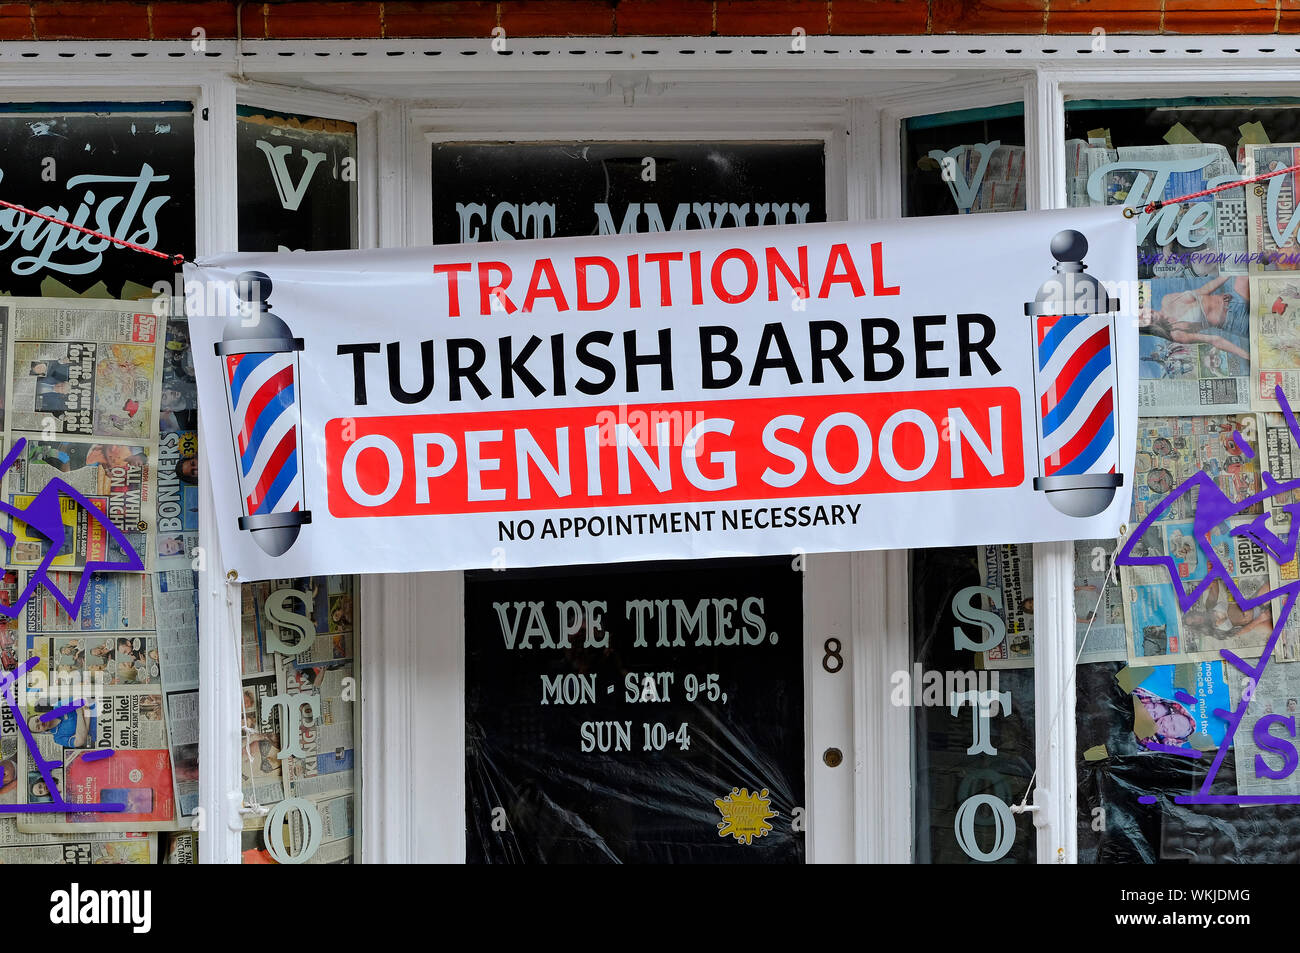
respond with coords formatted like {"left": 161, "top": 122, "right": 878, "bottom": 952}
{"left": 1, "top": 0, "right": 1290, "bottom": 41}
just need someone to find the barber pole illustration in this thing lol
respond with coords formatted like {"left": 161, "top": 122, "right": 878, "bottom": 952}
{"left": 214, "top": 271, "right": 311, "bottom": 556}
{"left": 1025, "top": 230, "right": 1124, "bottom": 518}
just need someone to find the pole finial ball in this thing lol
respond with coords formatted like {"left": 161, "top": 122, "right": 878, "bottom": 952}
{"left": 237, "top": 270, "right": 273, "bottom": 305}
{"left": 1050, "top": 229, "right": 1088, "bottom": 264}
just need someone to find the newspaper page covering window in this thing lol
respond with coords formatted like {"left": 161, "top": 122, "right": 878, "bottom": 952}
{"left": 1138, "top": 278, "right": 1252, "bottom": 416}
{"left": 241, "top": 671, "right": 285, "bottom": 809}
{"left": 1260, "top": 410, "right": 1300, "bottom": 529}
{"left": 23, "top": 569, "right": 153, "bottom": 635}
{"left": 1248, "top": 274, "right": 1300, "bottom": 411}
{"left": 1227, "top": 650, "right": 1300, "bottom": 797}
{"left": 962, "top": 143, "right": 1025, "bottom": 214}
{"left": 14, "top": 681, "right": 179, "bottom": 832}
{"left": 1121, "top": 517, "right": 1276, "bottom": 666}
{"left": 1124, "top": 144, "right": 1237, "bottom": 281}
{"left": 165, "top": 689, "right": 198, "bottom": 817}
{"left": 0, "top": 817, "right": 155, "bottom": 863}
{"left": 0, "top": 298, "right": 163, "bottom": 572}
{"left": 978, "top": 540, "right": 1127, "bottom": 669}
{"left": 1130, "top": 415, "right": 1261, "bottom": 525}
{"left": 154, "top": 571, "right": 198, "bottom": 691}
{"left": 150, "top": 568, "right": 199, "bottom": 816}
{"left": 4, "top": 307, "right": 195, "bottom": 833}
{"left": 160, "top": 829, "right": 196, "bottom": 864}
{"left": 1244, "top": 142, "right": 1300, "bottom": 272}
{"left": 1073, "top": 142, "right": 1252, "bottom": 415}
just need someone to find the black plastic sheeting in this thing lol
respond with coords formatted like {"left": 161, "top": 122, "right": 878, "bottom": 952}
{"left": 1077, "top": 661, "right": 1300, "bottom": 863}
{"left": 465, "top": 557, "right": 805, "bottom": 864}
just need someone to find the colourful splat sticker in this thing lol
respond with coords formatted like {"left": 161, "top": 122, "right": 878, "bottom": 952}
{"left": 714, "top": 787, "right": 776, "bottom": 845}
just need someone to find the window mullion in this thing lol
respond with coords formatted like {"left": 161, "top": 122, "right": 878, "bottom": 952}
{"left": 195, "top": 77, "right": 244, "bottom": 865}
{"left": 1027, "top": 69, "right": 1078, "bottom": 864}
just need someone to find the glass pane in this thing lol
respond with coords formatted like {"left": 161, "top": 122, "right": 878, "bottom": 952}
{"left": 902, "top": 103, "right": 1026, "bottom": 217}
{"left": 908, "top": 546, "right": 1036, "bottom": 862}
{"left": 1065, "top": 97, "right": 1300, "bottom": 863}
{"left": 465, "top": 558, "right": 804, "bottom": 863}
{"left": 237, "top": 576, "right": 357, "bottom": 864}
{"left": 0, "top": 103, "right": 195, "bottom": 296}
{"left": 0, "top": 103, "right": 196, "bottom": 864}
{"left": 235, "top": 108, "right": 361, "bottom": 864}
{"left": 439, "top": 139, "right": 824, "bottom": 863}
{"left": 237, "top": 106, "right": 358, "bottom": 252}
{"left": 903, "top": 103, "right": 1036, "bottom": 863}
{"left": 432, "top": 141, "right": 825, "bottom": 242}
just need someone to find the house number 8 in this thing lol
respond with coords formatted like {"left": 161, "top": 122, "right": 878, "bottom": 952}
{"left": 822, "top": 637, "right": 843, "bottom": 673}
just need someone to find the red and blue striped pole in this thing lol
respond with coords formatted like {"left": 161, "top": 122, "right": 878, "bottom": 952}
{"left": 214, "top": 271, "right": 311, "bottom": 557}
{"left": 1025, "top": 230, "right": 1124, "bottom": 518}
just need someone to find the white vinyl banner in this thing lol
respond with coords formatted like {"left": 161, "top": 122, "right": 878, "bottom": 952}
{"left": 185, "top": 207, "right": 1137, "bottom": 581}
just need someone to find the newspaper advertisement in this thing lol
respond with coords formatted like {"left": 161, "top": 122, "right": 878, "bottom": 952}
{"left": 1121, "top": 518, "right": 1276, "bottom": 666}
{"left": 4, "top": 299, "right": 162, "bottom": 441}
{"left": 15, "top": 687, "right": 180, "bottom": 832}
{"left": 1244, "top": 143, "right": 1300, "bottom": 272}
{"left": 59, "top": 748, "right": 175, "bottom": 827}
{"left": 1228, "top": 653, "right": 1300, "bottom": 796}
{"left": 1248, "top": 274, "right": 1300, "bottom": 410}
{"left": 978, "top": 540, "right": 1127, "bottom": 669}
{"left": 155, "top": 430, "right": 197, "bottom": 569}
{"left": 1131, "top": 414, "right": 1260, "bottom": 524}
{"left": 1130, "top": 661, "right": 1233, "bottom": 754}
{"left": 1138, "top": 277, "right": 1252, "bottom": 415}
{"left": 0, "top": 817, "right": 155, "bottom": 863}
{"left": 4, "top": 438, "right": 153, "bottom": 571}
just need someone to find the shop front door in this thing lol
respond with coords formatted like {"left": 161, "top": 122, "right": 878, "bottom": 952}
{"left": 433, "top": 138, "right": 841, "bottom": 862}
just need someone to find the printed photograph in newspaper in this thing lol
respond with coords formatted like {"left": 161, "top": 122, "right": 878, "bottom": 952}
{"left": 1129, "top": 661, "right": 1232, "bottom": 754}
{"left": 1138, "top": 277, "right": 1252, "bottom": 415}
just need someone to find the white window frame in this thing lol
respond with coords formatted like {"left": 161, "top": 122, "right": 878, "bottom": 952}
{"left": 1, "top": 35, "right": 1294, "bottom": 863}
